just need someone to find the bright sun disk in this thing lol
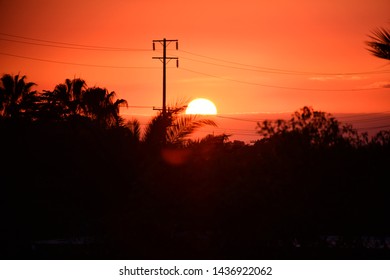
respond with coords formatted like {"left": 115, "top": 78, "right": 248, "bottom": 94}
{"left": 185, "top": 98, "right": 217, "bottom": 115}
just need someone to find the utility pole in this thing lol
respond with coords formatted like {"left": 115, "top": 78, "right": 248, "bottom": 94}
{"left": 152, "top": 38, "right": 179, "bottom": 118}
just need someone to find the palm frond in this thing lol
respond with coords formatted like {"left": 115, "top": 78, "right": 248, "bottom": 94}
{"left": 142, "top": 113, "right": 168, "bottom": 145}
{"left": 366, "top": 27, "right": 390, "bottom": 60}
{"left": 1, "top": 74, "right": 15, "bottom": 97}
{"left": 167, "top": 114, "right": 217, "bottom": 144}
{"left": 126, "top": 118, "right": 142, "bottom": 142}
{"left": 167, "top": 97, "right": 190, "bottom": 115}
{"left": 114, "top": 98, "right": 128, "bottom": 108}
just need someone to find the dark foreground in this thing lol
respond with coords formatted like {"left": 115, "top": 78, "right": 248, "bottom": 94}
{"left": 1, "top": 113, "right": 390, "bottom": 260}
{"left": 4, "top": 235, "right": 390, "bottom": 260}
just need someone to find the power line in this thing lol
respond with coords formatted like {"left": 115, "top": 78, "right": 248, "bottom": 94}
{"left": 216, "top": 112, "right": 390, "bottom": 125}
{"left": 178, "top": 56, "right": 297, "bottom": 74}
{"left": 120, "top": 110, "right": 390, "bottom": 133}
{"left": 179, "top": 67, "right": 386, "bottom": 91}
{"left": 197, "top": 129, "right": 259, "bottom": 137}
{"left": 0, "top": 37, "right": 151, "bottom": 52}
{"left": 0, "top": 52, "right": 160, "bottom": 69}
{"left": 179, "top": 49, "right": 390, "bottom": 76}
{"left": 0, "top": 32, "right": 147, "bottom": 51}
{"left": 197, "top": 123, "right": 390, "bottom": 137}
{"left": 336, "top": 111, "right": 390, "bottom": 119}
{"left": 340, "top": 115, "right": 390, "bottom": 124}
{"left": 216, "top": 115, "right": 259, "bottom": 123}
{"left": 178, "top": 54, "right": 390, "bottom": 76}
{"left": 120, "top": 110, "right": 390, "bottom": 137}
{"left": 359, "top": 124, "right": 390, "bottom": 130}
{"left": 219, "top": 115, "right": 390, "bottom": 128}
{"left": 120, "top": 105, "right": 155, "bottom": 109}
{"left": 121, "top": 107, "right": 390, "bottom": 122}
{"left": 180, "top": 49, "right": 281, "bottom": 70}
{"left": 3, "top": 49, "right": 385, "bottom": 92}
{"left": 2, "top": 32, "right": 389, "bottom": 76}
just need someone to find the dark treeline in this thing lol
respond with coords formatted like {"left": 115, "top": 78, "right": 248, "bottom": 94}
{"left": 1, "top": 73, "right": 390, "bottom": 259}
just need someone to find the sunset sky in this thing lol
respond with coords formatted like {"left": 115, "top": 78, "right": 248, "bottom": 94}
{"left": 1, "top": 0, "right": 389, "bottom": 120}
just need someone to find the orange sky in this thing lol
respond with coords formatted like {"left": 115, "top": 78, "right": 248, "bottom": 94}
{"left": 1, "top": 0, "right": 389, "bottom": 117}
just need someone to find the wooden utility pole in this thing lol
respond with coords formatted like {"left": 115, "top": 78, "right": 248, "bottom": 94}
{"left": 152, "top": 38, "right": 179, "bottom": 118}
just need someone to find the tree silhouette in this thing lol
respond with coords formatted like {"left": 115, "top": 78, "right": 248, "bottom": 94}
{"left": 82, "top": 87, "right": 127, "bottom": 128}
{"left": 126, "top": 118, "right": 142, "bottom": 144}
{"left": 0, "top": 74, "right": 38, "bottom": 119}
{"left": 256, "top": 106, "right": 362, "bottom": 147}
{"left": 40, "top": 78, "right": 86, "bottom": 121}
{"left": 143, "top": 113, "right": 169, "bottom": 146}
{"left": 143, "top": 102, "right": 217, "bottom": 147}
{"left": 366, "top": 27, "right": 390, "bottom": 60}
{"left": 41, "top": 78, "right": 127, "bottom": 127}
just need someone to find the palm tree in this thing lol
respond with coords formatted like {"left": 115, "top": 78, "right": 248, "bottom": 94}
{"left": 143, "top": 102, "right": 217, "bottom": 147}
{"left": 57, "top": 78, "right": 86, "bottom": 117}
{"left": 143, "top": 113, "right": 171, "bottom": 147}
{"left": 41, "top": 79, "right": 127, "bottom": 127}
{"left": 166, "top": 114, "right": 217, "bottom": 145}
{"left": 126, "top": 118, "right": 142, "bottom": 143}
{"left": 0, "top": 74, "right": 37, "bottom": 119}
{"left": 40, "top": 78, "right": 88, "bottom": 121}
{"left": 366, "top": 27, "right": 390, "bottom": 60}
{"left": 82, "top": 87, "right": 128, "bottom": 128}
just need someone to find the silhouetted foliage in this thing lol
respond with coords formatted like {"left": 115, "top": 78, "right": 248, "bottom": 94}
{"left": 39, "top": 78, "right": 87, "bottom": 121}
{"left": 143, "top": 101, "right": 217, "bottom": 147}
{"left": 1, "top": 73, "right": 390, "bottom": 260}
{"left": 366, "top": 26, "right": 390, "bottom": 60}
{"left": 256, "top": 106, "right": 364, "bottom": 147}
{"left": 126, "top": 118, "right": 142, "bottom": 144}
{"left": 0, "top": 74, "right": 38, "bottom": 120}
{"left": 1, "top": 74, "right": 127, "bottom": 129}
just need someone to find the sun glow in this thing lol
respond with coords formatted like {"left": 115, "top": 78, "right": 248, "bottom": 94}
{"left": 185, "top": 98, "right": 217, "bottom": 115}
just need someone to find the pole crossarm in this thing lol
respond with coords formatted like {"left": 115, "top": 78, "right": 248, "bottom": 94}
{"left": 152, "top": 57, "right": 179, "bottom": 59}
{"left": 153, "top": 39, "right": 179, "bottom": 50}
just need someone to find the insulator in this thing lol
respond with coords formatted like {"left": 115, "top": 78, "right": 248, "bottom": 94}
{"left": 153, "top": 42, "right": 155, "bottom": 51}
{"left": 176, "top": 41, "right": 179, "bottom": 50}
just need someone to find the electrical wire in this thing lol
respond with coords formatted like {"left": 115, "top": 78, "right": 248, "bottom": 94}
{"left": 179, "top": 49, "right": 390, "bottom": 76}
{"left": 216, "top": 115, "right": 259, "bottom": 123}
{"left": 0, "top": 52, "right": 160, "bottom": 69}
{"left": 123, "top": 105, "right": 155, "bottom": 109}
{"left": 336, "top": 111, "right": 390, "bottom": 119}
{"left": 120, "top": 110, "right": 390, "bottom": 133}
{"left": 179, "top": 67, "right": 386, "bottom": 91}
{"left": 0, "top": 37, "right": 151, "bottom": 52}
{"left": 178, "top": 54, "right": 390, "bottom": 76}
{"left": 2, "top": 31, "right": 389, "bottom": 76}
{"left": 0, "top": 32, "right": 148, "bottom": 51}
{"left": 2, "top": 49, "right": 384, "bottom": 91}
{"left": 359, "top": 124, "right": 390, "bottom": 130}
{"left": 3, "top": 32, "right": 388, "bottom": 75}
{"left": 1, "top": 33, "right": 389, "bottom": 128}
{"left": 340, "top": 115, "right": 390, "bottom": 124}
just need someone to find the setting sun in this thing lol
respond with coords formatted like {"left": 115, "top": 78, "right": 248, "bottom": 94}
{"left": 185, "top": 98, "right": 218, "bottom": 115}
